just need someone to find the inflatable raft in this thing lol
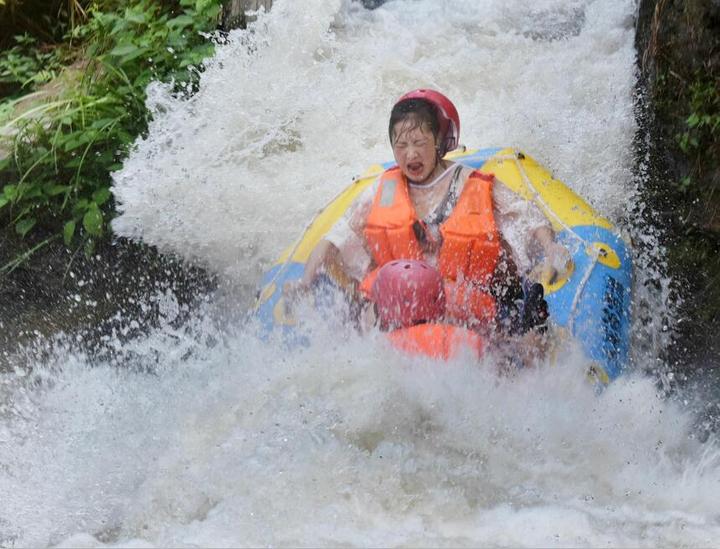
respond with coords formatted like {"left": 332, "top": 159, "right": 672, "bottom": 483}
{"left": 255, "top": 147, "right": 632, "bottom": 385}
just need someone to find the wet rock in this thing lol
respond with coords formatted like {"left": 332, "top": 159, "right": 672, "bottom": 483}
{"left": 220, "top": 0, "right": 274, "bottom": 29}
{"left": 635, "top": 0, "right": 720, "bottom": 367}
{"left": 0, "top": 233, "right": 215, "bottom": 369}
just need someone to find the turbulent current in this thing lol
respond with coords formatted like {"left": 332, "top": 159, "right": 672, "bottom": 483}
{"left": 2, "top": 0, "right": 720, "bottom": 546}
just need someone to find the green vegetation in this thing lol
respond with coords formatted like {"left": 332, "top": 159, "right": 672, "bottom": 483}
{"left": 673, "top": 74, "right": 720, "bottom": 320}
{"left": 0, "top": 0, "right": 223, "bottom": 272}
{"left": 676, "top": 75, "right": 720, "bottom": 198}
{"left": 654, "top": 70, "right": 720, "bottom": 326}
{"left": 0, "top": 34, "right": 68, "bottom": 99}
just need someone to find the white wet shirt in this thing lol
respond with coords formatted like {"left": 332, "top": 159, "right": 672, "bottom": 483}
{"left": 325, "top": 162, "right": 551, "bottom": 281}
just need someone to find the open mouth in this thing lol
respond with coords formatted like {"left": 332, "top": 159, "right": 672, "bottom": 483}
{"left": 407, "top": 162, "right": 424, "bottom": 176}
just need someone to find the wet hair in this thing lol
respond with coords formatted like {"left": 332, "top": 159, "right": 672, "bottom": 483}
{"left": 388, "top": 98, "right": 440, "bottom": 146}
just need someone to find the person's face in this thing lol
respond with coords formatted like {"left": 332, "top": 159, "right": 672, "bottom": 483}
{"left": 391, "top": 119, "right": 439, "bottom": 183}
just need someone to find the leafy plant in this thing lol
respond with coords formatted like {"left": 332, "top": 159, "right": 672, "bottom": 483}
{"left": 0, "top": 34, "right": 68, "bottom": 98}
{"left": 674, "top": 75, "right": 720, "bottom": 196}
{"left": 0, "top": 0, "right": 222, "bottom": 268}
{"left": 677, "top": 79, "right": 720, "bottom": 150}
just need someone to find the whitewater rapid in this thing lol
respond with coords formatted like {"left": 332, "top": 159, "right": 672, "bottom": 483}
{"left": 2, "top": 0, "right": 719, "bottom": 547}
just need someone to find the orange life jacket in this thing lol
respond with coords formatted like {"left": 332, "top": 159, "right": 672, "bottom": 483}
{"left": 361, "top": 166, "right": 501, "bottom": 325}
{"left": 388, "top": 323, "right": 486, "bottom": 360}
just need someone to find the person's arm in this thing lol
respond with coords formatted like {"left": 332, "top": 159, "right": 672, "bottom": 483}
{"left": 492, "top": 179, "right": 573, "bottom": 283}
{"left": 293, "top": 239, "right": 339, "bottom": 290}
{"left": 284, "top": 186, "right": 374, "bottom": 298}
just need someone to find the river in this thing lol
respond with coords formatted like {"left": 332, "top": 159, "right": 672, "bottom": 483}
{"left": 2, "top": 0, "right": 719, "bottom": 546}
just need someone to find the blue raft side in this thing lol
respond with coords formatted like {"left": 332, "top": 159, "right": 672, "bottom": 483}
{"left": 256, "top": 262, "right": 305, "bottom": 333}
{"left": 548, "top": 226, "right": 632, "bottom": 381}
{"left": 454, "top": 147, "right": 504, "bottom": 169}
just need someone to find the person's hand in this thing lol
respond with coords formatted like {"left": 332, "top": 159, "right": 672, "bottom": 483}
{"left": 532, "top": 242, "right": 573, "bottom": 285}
{"left": 546, "top": 241, "right": 572, "bottom": 272}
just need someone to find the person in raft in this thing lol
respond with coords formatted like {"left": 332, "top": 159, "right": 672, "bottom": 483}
{"left": 286, "top": 89, "right": 572, "bottom": 359}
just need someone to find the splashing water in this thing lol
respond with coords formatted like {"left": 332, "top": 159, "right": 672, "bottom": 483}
{"left": 2, "top": 0, "right": 719, "bottom": 546}
{"left": 111, "top": 0, "right": 637, "bottom": 282}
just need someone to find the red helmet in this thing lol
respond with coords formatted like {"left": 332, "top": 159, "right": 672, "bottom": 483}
{"left": 371, "top": 260, "right": 446, "bottom": 329}
{"left": 395, "top": 89, "right": 460, "bottom": 156}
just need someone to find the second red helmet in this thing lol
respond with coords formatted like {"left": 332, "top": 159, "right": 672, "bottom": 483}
{"left": 395, "top": 89, "right": 460, "bottom": 156}
{"left": 371, "top": 259, "right": 446, "bottom": 330}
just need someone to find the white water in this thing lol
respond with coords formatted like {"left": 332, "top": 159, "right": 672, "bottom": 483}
{"left": 3, "top": 0, "right": 719, "bottom": 546}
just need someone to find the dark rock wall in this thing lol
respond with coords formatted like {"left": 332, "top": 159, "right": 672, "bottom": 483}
{"left": 0, "top": 233, "right": 215, "bottom": 370}
{"left": 635, "top": 0, "right": 720, "bottom": 367}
